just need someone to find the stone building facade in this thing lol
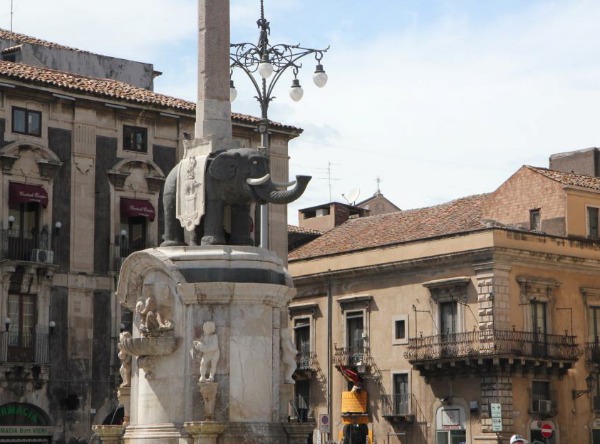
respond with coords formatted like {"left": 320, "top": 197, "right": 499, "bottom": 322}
{"left": 288, "top": 161, "right": 600, "bottom": 444}
{"left": 0, "top": 31, "right": 301, "bottom": 443}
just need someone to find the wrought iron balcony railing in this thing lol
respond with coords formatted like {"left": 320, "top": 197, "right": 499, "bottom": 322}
{"left": 0, "top": 229, "right": 58, "bottom": 264}
{"left": 296, "top": 350, "right": 316, "bottom": 371}
{"left": 404, "top": 329, "right": 581, "bottom": 363}
{"left": 0, "top": 331, "right": 50, "bottom": 364}
{"left": 585, "top": 342, "right": 600, "bottom": 364}
{"left": 334, "top": 345, "right": 370, "bottom": 368}
{"left": 381, "top": 393, "right": 412, "bottom": 417}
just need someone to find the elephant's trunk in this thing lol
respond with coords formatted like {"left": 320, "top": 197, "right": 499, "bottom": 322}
{"left": 252, "top": 175, "right": 311, "bottom": 204}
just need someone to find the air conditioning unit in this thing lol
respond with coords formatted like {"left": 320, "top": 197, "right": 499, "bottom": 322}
{"left": 534, "top": 399, "right": 552, "bottom": 413}
{"left": 31, "top": 249, "right": 54, "bottom": 264}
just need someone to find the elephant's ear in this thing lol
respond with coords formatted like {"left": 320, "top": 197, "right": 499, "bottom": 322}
{"left": 208, "top": 152, "right": 238, "bottom": 181}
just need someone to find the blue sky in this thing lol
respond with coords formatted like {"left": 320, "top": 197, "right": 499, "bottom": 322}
{"left": 3, "top": 0, "right": 600, "bottom": 223}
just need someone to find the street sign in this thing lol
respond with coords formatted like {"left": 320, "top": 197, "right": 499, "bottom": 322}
{"left": 541, "top": 423, "right": 553, "bottom": 439}
{"left": 319, "top": 414, "right": 330, "bottom": 434}
{"left": 492, "top": 417, "right": 503, "bottom": 432}
{"left": 490, "top": 403, "right": 502, "bottom": 418}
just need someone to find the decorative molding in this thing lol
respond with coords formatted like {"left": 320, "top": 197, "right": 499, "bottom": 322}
{"left": 0, "top": 153, "right": 19, "bottom": 173}
{"left": 423, "top": 277, "right": 470, "bottom": 303}
{"left": 336, "top": 294, "right": 372, "bottom": 311}
{"left": 37, "top": 159, "right": 63, "bottom": 179}
{"left": 107, "top": 169, "right": 130, "bottom": 190}
{"left": 517, "top": 276, "right": 560, "bottom": 304}
{"left": 288, "top": 302, "right": 318, "bottom": 318}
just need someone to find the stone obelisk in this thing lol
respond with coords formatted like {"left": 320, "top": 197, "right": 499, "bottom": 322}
{"left": 192, "top": 0, "right": 232, "bottom": 154}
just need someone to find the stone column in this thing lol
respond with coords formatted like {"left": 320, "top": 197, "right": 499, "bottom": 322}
{"left": 196, "top": 0, "right": 232, "bottom": 149}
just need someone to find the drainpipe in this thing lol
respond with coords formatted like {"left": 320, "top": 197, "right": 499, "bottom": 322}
{"left": 327, "top": 273, "right": 333, "bottom": 442}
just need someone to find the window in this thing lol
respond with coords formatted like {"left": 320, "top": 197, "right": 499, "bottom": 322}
{"left": 392, "top": 315, "right": 408, "bottom": 345}
{"left": 12, "top": 107, "right": 41, "bottom": 136}
{"left": 530, "top": 208, "right": 541, "bottom": 230}
{"left": 591, "top": 306, "right": 600, "bottom": 344}
{"left": 7, "top": 293, "right": 36, "bottom": 362}
{"left": 393, "top": 373, "right": 409, "bottom": 415}
{"left": 123, "top": 125, "right": 148, "bottom": 152}
{"left": 531, "top": 380, "right": 551, "bottom": 413}
{"left": 588, "top": 207, "right": 599, "bottom": 239}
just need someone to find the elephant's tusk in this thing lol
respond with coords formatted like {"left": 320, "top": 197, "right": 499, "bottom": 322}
{"left": 271, "top": 180, "right": 297, "bottom": 189}
{"left": 246, "top": 174, "right": 270, "bottom": 186}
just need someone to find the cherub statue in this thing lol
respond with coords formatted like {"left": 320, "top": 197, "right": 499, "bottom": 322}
{"left": 281, "top": 329, "right": 298, "bottom": 384}
{"left": 193, "top": 321, "right": 220, "bottom": 382}
{"left": 118, "top": 331, "right": 132, "bottom": 387}
{"left": 135, "top": 286, "right": 173, "bottom": 337}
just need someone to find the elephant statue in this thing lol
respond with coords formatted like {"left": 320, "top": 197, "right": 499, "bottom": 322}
{"left": 161, "top": 147, "right": 311, "bottom": 247}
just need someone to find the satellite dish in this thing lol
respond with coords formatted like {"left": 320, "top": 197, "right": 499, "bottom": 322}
{"left": 343, "top": 188, "right": 360, "bottom": 205}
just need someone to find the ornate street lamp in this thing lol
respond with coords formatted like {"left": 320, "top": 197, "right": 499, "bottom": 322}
{"left": 230, "top": 0, "right": 329, "bottom": 249}
{"left": 572, "top": 373, "right": 595, "bottom": 399}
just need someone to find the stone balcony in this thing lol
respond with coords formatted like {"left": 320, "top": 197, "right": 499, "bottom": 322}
{"left": 405, "top": 329, "right": 582, "bottom": 379}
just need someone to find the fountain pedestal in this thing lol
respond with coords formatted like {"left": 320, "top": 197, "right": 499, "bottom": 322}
{"left": 112, "top": 246, "right": 296, "bottom": 443}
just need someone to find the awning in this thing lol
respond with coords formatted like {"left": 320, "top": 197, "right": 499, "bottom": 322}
{"left": 9, "top": 183, "right": 48, "bottom": 208}
{"left": 120, "top": 198, "right": 155, "bottom": 221}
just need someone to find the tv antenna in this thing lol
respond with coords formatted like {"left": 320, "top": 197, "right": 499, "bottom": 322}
{"left": 10, "top": 0, "right": 14, "bottom": 32}
{"left": 342, "top": 188, "right": 360, "bottom": 206}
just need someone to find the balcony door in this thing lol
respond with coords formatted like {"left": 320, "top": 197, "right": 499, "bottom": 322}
{"left": 440, "top": 301, "right": 458, "bottom": 357}
{"left": 393, "top": 373, "right": 409, "bottom": 415}
{"left": 531, "top": 301, "right": 548, "bottom": 357}
{"left": 7, "top": 293, "right": 36, "bottom": 362}
{"left": 8, "top": 202, "right": 40, "bottom": 261}
{"left": 294, "top": 318, "right": 310, "bottom": 370}
{"left": 346, "top": 311, "right": 365, "bottom": 365}
{"left": 120, "top": 216, "right": 147, "bottom": 257}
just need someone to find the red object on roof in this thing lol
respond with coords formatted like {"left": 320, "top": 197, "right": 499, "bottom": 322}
{"left": 120, "top": 198, "right": 155, "bottom": 221}
{"left": 9, "top": 182, "right": 48, "bottom": 207}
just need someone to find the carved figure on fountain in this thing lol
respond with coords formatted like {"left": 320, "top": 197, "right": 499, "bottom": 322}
{"left": 193, "top": 321, "right": 221, "bottom": 383}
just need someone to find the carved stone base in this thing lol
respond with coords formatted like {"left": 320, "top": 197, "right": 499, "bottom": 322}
{"left": 183, "top": 421, "right": 225, "bottom": 444}
{"left": 117, "top": 386, "right": 131, "bottom": 426}
{"left": 92, "top": 425, "right": 125, "bottom": 444}
{"left": 282, "top": 422, "right": 317, "bottom": 444}
{"left": 198, "top": 381, "right": 219, "bottom": 420}
{"left": 122, "top": 423, "right": 182, "bottom": 444}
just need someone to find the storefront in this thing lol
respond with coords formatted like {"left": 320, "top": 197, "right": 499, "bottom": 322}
{"left": 435, "top": 405, "right": 467, "bottom": 444}
{"left": 0, "top": 402, "right": 54, "bottom": 443}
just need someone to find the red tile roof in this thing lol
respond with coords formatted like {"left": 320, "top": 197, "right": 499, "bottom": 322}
{"left": 289, "top": 194, "right": 489, "bottom": 260}
{"left": 0, "top": 61, "right": 300, "bottom": 131}
{"left": 0, "top": 28, "right": 84, "bottom": 52}
{"left": 0, "top": 61, "right": 194, "bottom": 110}
{"left": 287, "top": 225, "right": 323, "bottom": 235}
{"left": 527, "top": 166, "right": 600, "bottom": 191}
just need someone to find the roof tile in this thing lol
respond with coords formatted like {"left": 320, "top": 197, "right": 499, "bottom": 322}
{"left": 289, "top": 194, "right": 489, "bottom": 260}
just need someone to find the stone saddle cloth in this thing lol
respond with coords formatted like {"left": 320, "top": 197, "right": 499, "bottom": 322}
{"left": 176, "top": 154, "right": 208, "bottom": 231}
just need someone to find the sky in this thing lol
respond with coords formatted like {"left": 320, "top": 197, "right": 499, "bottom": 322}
{"left": 3, "top": 0, "right": 600, "bottom": 223}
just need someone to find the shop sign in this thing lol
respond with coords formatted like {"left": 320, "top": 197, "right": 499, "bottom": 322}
{"left": 0, "top": 425, "right": 54, "bottom": 436}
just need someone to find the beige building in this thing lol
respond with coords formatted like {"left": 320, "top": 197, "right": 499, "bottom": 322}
{"left": 0, "top": 30, "right": 300, "bottom": 443}
{"left": 288, "top": 158, "right": 600, "bottom": 444}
